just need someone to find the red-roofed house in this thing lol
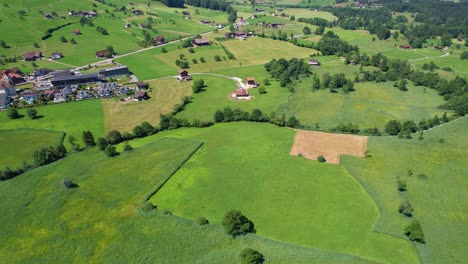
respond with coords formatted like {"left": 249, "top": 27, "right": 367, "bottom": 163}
{"left": 72, "top": 29, "right": 81, "bottom": 35}
{"left": 154, "top": 36, "right": 166, "bottom": 45}
{"left": 177, "top": 69, "right": 192, "bottom": 81}
{"left": 399, "top": 44, "right": 412, "bottom": 49}
{"left": 235, "top": 88, "right": 249, "bottom": 98}
{"left": 96, "top": 50, "right": 108, "bottom": 58}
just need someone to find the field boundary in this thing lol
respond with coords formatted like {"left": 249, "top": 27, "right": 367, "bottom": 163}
{"left": 142, "top": 138, "right": 204, "bottom": 202}
{"left": 0, "top": 128, "right": 66, "bottom": 146}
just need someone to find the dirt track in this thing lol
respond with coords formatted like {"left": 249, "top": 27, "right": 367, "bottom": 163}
{"left": 290, "top": 130, "right": 368, "bottom": 164}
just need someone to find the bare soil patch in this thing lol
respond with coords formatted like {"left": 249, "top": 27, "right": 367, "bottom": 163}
{"left": 290, "top": 130, "right": 368, "bottom": 164}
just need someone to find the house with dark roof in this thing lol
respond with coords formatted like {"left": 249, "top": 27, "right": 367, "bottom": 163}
{"left": 72, "top": 29, "right": 81, "bottom": 35}
{"left": 201, "top": 19, "right": 211, "bottom": 24}
{"left": 154, "top": 36, "right": 166, "bottom": 45}
{"left": 177, "top": 69, "right": 192, "bottom": 81}
{"left": 399, "top": 44, "right": 412, "bottom": 49}
{"left": 50, "top": 52, "right": 63, "bottom": 60}
{"left": 267, "top": 23, "right": 285, "bottom": 28}
{"left": 51, "top": 72, "right": 101, "bottom": 87}
{"left": 246, "top": 77, "right": 258, "bottom": 88}
{"left": 136, "top": 82, "right": 148, "bottom": 90}
{"left": 134, "top": 91, "right": 149, "bottom": 101}
{"left": 98, "top": 66, "right": 129, "bottom": 78}
{"left": 131, "top": 9, "right": 143, "bottom": 15}
{"left": 96, "top": 50, "right": 108, "bottom": 58}
{"left": 23, "top": 51, "right": 42, "bottom": 61}
{"left": 235, "top": 88, "right": 249, "bottom": 98}
{"left": 192, "top": 39, "right": 211, "bottom": 47}
{"left": 225, "top": 32, "right": 235, "bottom": 39}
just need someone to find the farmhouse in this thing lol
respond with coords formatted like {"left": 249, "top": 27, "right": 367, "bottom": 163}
{"left": 177, "top": 69, "right": 192, "bottom": 81}
{"left": 23, "top": 51, "right": 42, "bottom": 61}
{"left": 154, "top": 36, "right": 166, "bottom": 45}
{"left": 136, "top": 81, "right": 148, "bottom": 90}
{"left": 267, "top": 23, "right": 285, "bottom": 28}
{"left": 43, "top": 89, "right": 60, "bottom": 100}
{"left": 131, "top": 9, "right": 143, "bottom": 15}
{"left": 308, "top": 59, "right": 321, "bottom": 66}
{"left": 246, "top": 77, "right": 259, "bottom": 88}
{"left": 225, "top": 32, "right": 235, "bottom": 39}
{"left": 96, "top": 50, "right": 108, "bottom": 58}
{"left": 97, "top": 65, "right": 129, "bottom": 78}
{"left": 134, "top": 91, "right": 149, "bottom": 101}
{"left": 72, "top": 29, "right": 81, "bottom": 35}
{"left": 192, "top": 39, "right": 211, "bottom": 47}
{"left": 399, "top": 44, "right": 412, "bottom": 49}
{"left": 50, "top": 52, "right": 63, "bottom": 60}
{"left": 235, "top": 88, "right": 249, "bottom": 98}
{"left": 43, "top": 14, "right": 53, "bottom": 19}
{"left": 201, "top": 19, "right": 211, "bottom": 24}
{"left": 82, "top": 11, "right": 98, "bottom": 17}
{"left": 434, "top": 46, "right": 444, "bottom": 50}
{"left": 235, "top": 31, "right": 248, "bottom": 40}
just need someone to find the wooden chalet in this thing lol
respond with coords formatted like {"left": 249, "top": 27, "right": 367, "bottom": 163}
{"left": 136, "top": 81, "right": 148, "bottom": 89}
{"left": 177, "top": 69, "right": 192, "bottom": 81}
{"left": 235, "top": 88, "right": 249, "bottom": 98}
{"left": 399, "top": 44, "right": 412, "bottom": 49}
{"left": 192, "top": 39, "right": 211, "bottom": 47}
{"left": 434, "top": 46, "right": 444, "bottom": 50}
{"left": 201, "top": 19, "right": 211, "bottom": 24}
{"left": 267, "top": 23, "right": 285, "bottom": 28}
{"left": 72, "top": 29, "right": 81, "bottom": 35}
{"left": 134, "top": 91, "right": 149, "bottom": 101}
{"left": 246, "top": 77, "right": 258, "bottom": 88}
{"left": 154, "top": 36, "right": 166, "bottom": 45}
{"left": 308, "top": 59, "right": 321, "bottom": 66}
{"left": 95, "top": 50, "right": 108, "bottom": 58}
{"left": 23, "top": 51, "right": 42, "bottom": 61}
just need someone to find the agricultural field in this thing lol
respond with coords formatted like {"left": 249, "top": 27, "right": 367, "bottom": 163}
{"left": 342, "top": 117, "right": 468, "bottom": 264}
{"left": 0, "top": 100, "right": 104, "bottom": 148}
{"left": 0, "top": 129, "right": 64, "bottom": 170}
{"left": 102, "top": 78, "right": 192, "bottom": 132}
{"left": 148, "top": 122, "right": 418, "bottom": 264}
{"left": 280, "top": 78, "right": 448, "bottom": 129}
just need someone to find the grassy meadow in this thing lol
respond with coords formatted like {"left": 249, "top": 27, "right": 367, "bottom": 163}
{"left": 0, "top": 100, "right": 104, "bottom": 148}
{"left": 102, "top": 78, "right": 192, "bottom": 132}
{"left": 144, "top": 122, "right": 419, "bottom": 264}
{"left": 341, "top": 117, "right": 468, "bottom": 264}
{"left": 0, "top": 135, "right": 380, "bottom": 264}
{"left": 0, "top": 129, "right": 64, "bottom": 170}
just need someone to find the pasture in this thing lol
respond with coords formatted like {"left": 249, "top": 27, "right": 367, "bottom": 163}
{"left": 149, "top": 122, "right": 419, "bottom": 264}
{"left": 102, "top": 78, "right": 192, "bottom": 132}
{"left": 0, "top": 135, "right": 379, "bottom": 264}
{"left": 0, "top": 129, "right": 64, "bottom": 170}
{"left": 341, "top": 117, "right": 468, "bottom": 264}
{"left": 0, "top": 100, "right": 104, "bottom": 148}
{"left": 279, "top": 79, "right": 448, "bottom": 129}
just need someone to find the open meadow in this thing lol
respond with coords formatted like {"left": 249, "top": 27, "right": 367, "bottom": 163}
{"left": 0, "top": 129, "right": 64, "bottom": 170}
{"left": 341, "top": 117, "right": 468, "bottom": 264}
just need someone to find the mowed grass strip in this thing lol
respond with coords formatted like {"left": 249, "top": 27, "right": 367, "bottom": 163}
{"left": 148, "top": 122, "right": 419, "bottom": 264}
{"left": 102, "top": 78, "right": 192, "bottom": 132}
{"left": 0, "top": 129, "right": 64, "bottom": 170}
{"left": 280, "top": 78, "right": 447, "bottom": 129}
{"left": 0, "top": 100, "right": 104, "bottom": 148}
{"left": 341, "top": 117, "right": 468, "bottom": 264}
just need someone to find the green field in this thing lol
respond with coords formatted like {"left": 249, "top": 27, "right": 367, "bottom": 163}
{"left": 144, "top": 122, "right": 418, "bottom": 264}
{"left": 0, "top": 129, "right": 64, "bottom": 170}
{"left": 0, "top": 100, "right": 104, "bottom": 148}
{"left": 279, "top": 79, "right": 448, "bottom": 129}
{"left": 342, "top": 117, "right": 468, "bottom": 264}
{"left": 0, "top": 135, "right": 381, "bottom": 264}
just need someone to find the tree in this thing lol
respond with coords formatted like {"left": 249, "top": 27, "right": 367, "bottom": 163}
{"left": 317, "top": 155, "right": 326, "bottom": 162}
{"left": 398, "top": 79, "right": 408, "bottom": 91}
{"left": 123, "top": 143, "right": 133, "bottom": 152}
{"left": 440, "top": 34, "right": 452, "bottom": 47}
{"left": 18, "top": 10, "right": 26, "bottom": 16}
{"left": 397, "top": 180, "right": 407, "bottom": 192}
{"left": 399, "top": 200, "right": 414, "bottom": 217}
{"left": 222, "top": 209, "right": 256, "bottom": 237}
{"left": 402, "top": 120, "right": 417, "bottom": 133}
{"left": 141, "top": 121, "right": 155, "bottom": 135}
{"left": 460, "top": 51, "right": 468, "bottom": 60}
{"left": 7, "top": 107, "right": 19, "bottom": 119}
{"left": 107, "top": 130, "right": 122, "bottom": 144}
{"left": 26, "top": 108, "right": 38, "bottom": 119}
{"left": 392, "top": 31, "right": 399, "bottom": 40}
{"left": 161, "top": 47, "right": 167, "bottom": 53}
{"left": 33, "top": 42, "right": 40, "bottom": 48}
{"left": 200, "top": 57, "right": 206, "bottom": 63}
{"left": 286, "top": 116, "right": 300, "bottom": 128}
{"left": 82, "top": 131, "right": 96, "bottom": 147}
{"left": 214, "top": 110, "right": 225, "bottom": 122}
{"left": 404, "top": 220, "right": 425, "bottom": 243}
{"left": 196, "top": 217, "right": 209, "bottom": 225}
{"left": 315, "top": 25, "right": 325, "bottom": 35}
{"left": 192, "top": 79, "right": 205, "bottom": 93}
{"left": 60, "top": 36, "right": 67, "bottom": 42}
{"left": 133, "top": 125, "right": 147, "bottom": 138}
{"left": 97, "top": 137, "right": 108, "bottom": 151}
{"left": 385, "top": 120, "right": 401, "bottom": 135}
{"left": 303, "top": 26, "right": 311, "bottom": 35}
{"left": 240, "top": 248, "right": 265, "bottom": 264}
{"left": 62, "top": 179, "right": 77, "bottom": 189}
{"left": 104, "top": 145, "right": 118, "bottom": 157}
{"left": 70, "top": 38, "right": 77, "bottom": 44}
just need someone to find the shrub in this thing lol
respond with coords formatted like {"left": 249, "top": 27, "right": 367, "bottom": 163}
{"left": 106, "top": 130, "right": 122, "bottom": 144}
{"left": 404, "top": 220, "right": 425, "bottom": 243}
{"left": 192, "top": 79, "right": 205, "bottom": 94}
{"left": 317, "top": 155, "right": 326, "bottom": 162}
{"left": 139, "top": 201, "right": 156, "bottom": 213}
{"left": 104, "top": 145, "right": 118, "bottom": 157}
{"left": 133, "top": 125, "right": 147, "bottom": 138}
{"left": 7, "top": 107, "right": 19, "bottom": 119}
{"left": 97, "top": 137, "right": 108, "bottom": 150}
{"left": 222, "top": 209, "right": 256, "bottom": 237}
{"left": 62, "top": 179, "right": 77, "bottom": 189}
{"left": 240, "top": 248, "right": 265, "bottom": 264}
{"left": 26, "top": 108, "right": 38, "bottom": 119}
{"left": 397, "top": 179, "right": 407, "bottom": 191}
{"left": 82, "top": 131, "right": 96, "bottom": 147}
{"left": 123, "top": 143, "right": 133, "bottom": 152}
{"left": 398, "top": 200, "right": 414, "bottom": 217}
{"left": 196, "top": 217, "right": 209, "bottom": 225}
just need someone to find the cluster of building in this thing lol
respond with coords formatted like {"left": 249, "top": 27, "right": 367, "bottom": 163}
{"left": 68, "top": 10, "right": 98, "bottom": 17}
{"left": 233, "top": 77, "right": 259, "bottom": 100}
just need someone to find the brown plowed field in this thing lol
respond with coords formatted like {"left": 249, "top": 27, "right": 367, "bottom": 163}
{"left": 290, "top": 130, "right": 368, "bottom": 164}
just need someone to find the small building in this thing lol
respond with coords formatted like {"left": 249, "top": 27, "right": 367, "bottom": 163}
{"left": 267, "top": 23, "right": 285, "bottom": 28}
{"left": 68, "top": 10, "right": 78, "bottom": 16}
{"left": 308, "top": 59, "right": 321, "bottom": 66}
{"left": 82, "top": 11, "right": 98, "bottom": 17}
{"left": 399, "top": 44, "right": 412, "bottom": 49}
{"left": 136, "top": 81, "right": 148, "bottom": 90}
{"left": 134, "top": 91, "right": 149, "bottom": 101}
{"left": 21, "top": 90, "right": 40, "bottom": 104}
{"left": 131, "top": 9, "right": 143, "bottom": 15}
{"left": 192, "top": 39, "right": 211, "bottom": 47}
{"left": 125, "top": 23, "right": 131, "bottom": 28}
{"left": 154, "top": 36, "right": 166, "bottom": 45}
{"left": 235, "top": 88, "right": 249, "bottom": 98}
{"left": 98, "top": 65, "right": 130, "bottom": 78}
{"left": 43, "top": 14, "right": 53, "bottom": 19}
{"left": 50, "top": 52, "right": 63, "bottom": 60}
{"left": 434, "top": 46, "right": 444, "bottom": 50}
{"left": 457, "top": 37, "right": 464, "bottom": 42}
{"left": 177, "top": 69, "right": 192, "bottom": 81}
{"left": 201, "top": 19, "right": 211, "bottom": 24}
{"left": 216, "top": 23, "right": 223, "bottom": 29}
{"left": 44, "top": 89, "right": 60, "bottom": 100}
{"left": 235, "top": 31, "right": 248, "bottom": 40}
{"left": 23, "top": 51, "right": 42, "bottom": 61}
{"left": 246, "top": 77, "right": 258, "bottom": 88}
{"left": 72, "top": 29, "right": 81, "bottom": 35}
{"left": 140, "top": 22, "right": 148, "bottom": 28}
{"left": 225, "top": 32, "right": 235, "bottom": 39}
{"left": 96, "top": 50, "right": 108, "bottom": 58}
